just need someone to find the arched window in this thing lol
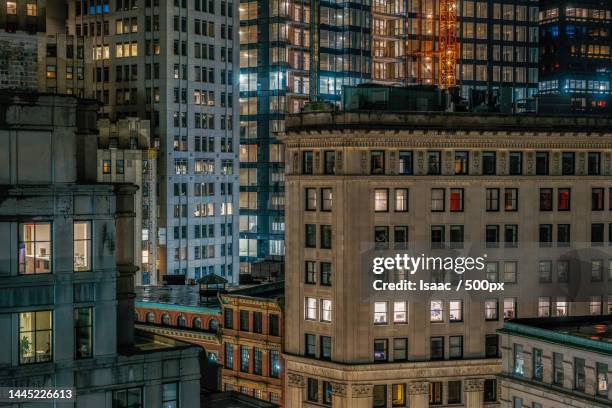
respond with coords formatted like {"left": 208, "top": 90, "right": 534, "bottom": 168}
{"left": 146, "top": 312, "right": 155, "bottom": 323}
{"left": 209, "top": 319, "right": 219, "bottom": 333}
{"left": 177, "top": 315, "right": 186, "bottom": 327}
{"left": 161, "top": 313, "right": 170, "bottom": 325}
{"left": 192, "top": 317, "right": 202, "bottom": 329}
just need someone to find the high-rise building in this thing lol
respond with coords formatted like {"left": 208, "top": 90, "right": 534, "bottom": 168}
{"left": 0, "top": 92, "right": 201, "bottom": 407}
{"left": 239, "top": 0, "right": 540, "bottom": 276}
{"left": 280, "top": 107, "right": 612, "bottom": 407}
{"left": 538, "top": 0, "right": 611, "bottom": 113}
{"left": 65, "top": 0, "right": 241, "bottom": 283}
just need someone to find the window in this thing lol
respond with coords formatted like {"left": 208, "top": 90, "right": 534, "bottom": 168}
{"left": 430, "top": 300, "right": 443, "bottom": 322}
{"left": 240, "top": 310, "right": 249, "bottom": 331}
{"left": 574, "top": 358, "right": 585, "bottom": 391}
{"left": 428, "top": 151, "right": 441, "bottom": 175}
{"left": 538, "top": 260, "right": 552, "bottom": 282}
{"left": 374, "top": 189, "right": 389, "bottom": 212}
{"left": 558, "top": 188, "right": 571, "bottom": 211}
{"left": 270, "top": 350, "right": 280, "bottom": 378}
{"left": 535, "top": 152, "right": 549, "bottom": 175}
{"left": 431, "top": 226, "right": 445, "bottom": 248}
{"left": 485, "top": 299, "right": 498, "bottom": 320}
{"left": 19, "top": 223, "right": 52, "bottom": 274}
{"left": 162, "top": 383, "right": 178, "bottom": 408}
{"left": 74, "top": 221, "right": 91, "bottom": 271}
{"left": 504, "top": 262, "right": 517, "bottom": 283}
{"left": 597, "top": 363, "right": 608, "bottom": 396}
{"left": 320, "top": 262, "right": 332, "bottom": 286}
{"left": 449, "top": 300, "right": 463, "bottom": 321}
{"left": 395, "top": 189, "right": 408, "bottom": 212}
{"left": 224, "top": 308, "right": 233, "bottom": 329}
{"left": 486, "top": 225, "right": 499, "bottom": 248}
{"left": 486, "top": 188, "right": 500, "bottom": 211}
{"left": 589, "top": 152, "right": 601, "bottom": 175}
{"left": 305, "top": 224, "right": 316, "bottom": 248}
{"left": 539, "top": 224, "right": 552, "bottom": 247}
{"left": 116, "top": 160, "right": 125, "bottom": 174}
{"left": 269, "top": 314, "right": 279, "bottom": 336}
{"left": 6, "top": 1, "right": 17, "bottom": 14}
{"left": 482, "top": 151, "right": 496, "bottom": 175}
{"left": 324, "top": 151, "right": 335, "bottom": 174}
{"left": 307, "top": 378, "right": 318, "bottom": 402}
{"left": 504, "top": 225, "right": 518, "bottom": 248}
{"left": 240, "top": 346, "right": 250, "bottom": 372}
{"left": 430, "top": 337, "right": 444, "bottom": 360}
{"left": 504, "top": 188, "right": 518, "bottom": 211}
{"left": 321, "top": 188, "right": 332, "bottom": 212}
{"left": 592, "top": 260, "right": 603, "bottom": 282}
{"left": 371, "top": 151, "right": 385, "bottom": 174}
{"left": 429, "top": 382, "right": 442, "bottom": 404}
{"left": 513, "top": 344, "right": 524, "bottom": 376}
{"left": 161, "top": 314, "right": 170, "bottom": 325}
{"left": 320, "top": 336, "right": 331, "bottom": 360}
{"left": 393, "top": 301, "right": 407, "bottom": 323}
{"left": 592, "top": 188, "right": 605, "bottom": 211}
{"left": 431, "top": 189, "right": 445, "bottom": 211}
{"left": 454, "top": 151, "right": 469, "bottom": 174}
{"left": 253, "top": 348, "right": 263, "bottom": 375}
{"left": 538, "top": 297, "right": 551, "bottom": 317}
{"left": 321, "top": 299, "right": 332, "bottom": 322}
{"left": 374, "top": 226, "right": 389, "bottom": 250}
{"left": 374, "top": 302, "right": 388, "bottom": 324}
{"left": 302, "top": 151, "right": 313, "bottom": 174}
{"left": 592, "top": 223, "right": 605, "bottom": 245}
{"left": 539, "top": 188, "right": 552, "bottom": 211}
{"left": 485, "top": 334, "right": 499, "bottom": 358}
{"left": 448, "top": 381, "right": 462, "bottom": 404}
{"left": 557, "top": 224, "right": 571, "bottom": 247}
{"left": 373, "top": 385, "right": 387, "bottom": 407}
{"left": 399, "top": 151, "right": 413, "bottom": 174}
{"left": 450, "top": 188, "right": 464, "bottom": 212}
{"left": 449, "top": 336, "right": 463, "bottom": 359}
{"left": 305, "top": 261, "right": 316, "bottom": 284}
{"left": 484, "top": 379, "right": 497, "bottom": 402}
{"left": 555, "top": 298, "right": 568, "bottom": 316}
{"left": 557, "top": 260, "right": 570, "bottom": 282}
{"left": 394, "top": 226, "right": 408, "bottom": 250}
{"left": 74, "top": 307, "right": 92, "bottom": 359}
{"left": 393, "top": 338, "right": 407, "bottom": 361}
{"left": 112, "top": 388, "right": 142, "bottom": 408}
{"left": 553, "top": 352, "right": 564, "bottom": 385}
{"left": 305, "top": 297, "right": 317, "bottom": 320}
{"left": 19, "top": 311, "right": 53, "bottom": 364}
{"left": 509, "top": 152, "right": 522, "bottom": 175}
{"left": 224, "top": 343, "right": 233, "bottom": 369}
{"left": 320, "top": 225, "right": 332, "bottom": 249}
{"left": 486, "top": 262, "right": 498, "bottom": 282}
{"left": 562, "top": 152, "right": 575, "bottom": 175}
{"left": 305, "top": 188, "right": 317, "bottom": 211}
{"left": 503, "top": 298, "right": 516, "bottom": 320}
{"left": 531, "top": 348, "right": 543, "bottom": 380}
{"left": 392, "top": 384, "right": 406, "bottom": 407}
{"left": 253, "top": 312, "right": 262, "bottom": 333}
{"left": 374, "top": 339, "right": 388, "bottom": 361}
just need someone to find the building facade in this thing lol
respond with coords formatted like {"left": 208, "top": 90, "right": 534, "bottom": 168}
{"left": 65, "top": 0, "right": 241, "bottom": 283}
{"left": 538, "top": 0, "right": 612, "bottom": 113}
{"left": 0, "top": 93, "right": 201, "bottom": 407}
{"left": 280, "top": 110, "right": 612, "bottom": 408}
{"left": 220, "top": 282, "right": 284, "bottom": 405}
{"left": 98, "top": 117, "right": 158, "bottom": 285}
{"left": 499, "top": 317, "right": 612, "bottom": 407}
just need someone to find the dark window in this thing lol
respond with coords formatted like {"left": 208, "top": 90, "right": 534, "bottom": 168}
{"left": 399, "top": 151, "right": 413, "bottom": 174}
{"left": 428, "top": 151, "right": 441, "bottom": 175}
{"left": 485, "top": 334, "right": 499, "bottom": 358}
{"left": 371, "top": 151, "right": 385, "bottom": 175}
{"left": 557, "top": 224, "right": 570, "bottom": 246}
{"left": 269, "top": 314, "right": 279, "bottom": 336}
{"left": 393, "top": 338, "right": 407, "bottom": 361}
{"left": 320, "top": 225, "right": 332, "bottom": 249}
{"left": 539, "top": 224, "right": 553, "bottom": 247}
{"left": 484, "top": 379, "right": 497, "bottom": 402}
{"left": 431, "top": 226, "right": 445, "bottom": 248}
{"left": 224, "top": 308, "right": 233, "bottom": 329}
{"left": 320, "top": 262, "right": 332, "bottom": 286}
{"left": 305, "top": 333, "right": 316, "bottom": 357}
{"left": 562, "top": 152, "right": 575, "bottom": 175}
{"left": 486, "top": 225, "right": 499, "bottom": 248}
{"left": 253, "top": 348, "right": 263, "bottom": 375}
{"left": 533, "top": 348, "right": 543, "bottom": 380}
{"left": 307, "top": 378, "right": 318, "bottom": 402}
{"left": 269, "top": 350, "right": 280, "bottom": 378}
{"left": 321, "top": 188, "right": 332, "bottom": 212}
{"left": 374, "top": 339, "right": 388, "bottom": 362}
{"left": 539, "top": 188, "right": 553, "bottom": 211}
{"left": 374, "top": 226, "right": 389, "bottom": 250}
{"left": 74, "top": 307, "right": 92, "bottom": 359}
{"left": 535, "top": 152, "right": 549, "bottom": 175}
{"left": 486, "top": 188, "right": 500, "bottom": 211}
{"left": 448, "top": 381, "right": 462, "bottom": 404}
{"left": 224, "top": 343, "right": 233, "bottom": 369}
{"left": 449, "top": 335, "right": 463, "bottom": 359}
{"left": 538, "top": 260, "right": 552, "bottom": 283}
{"left": 305, "top": 188, "right": 317, "bottom": 211}
{"left": 454, "top": 151, "right": 469, "bottom": 175}
{"left": 320, "top": 336, "right": 331, "bottom": 360}
{"left": 305, "top": 261, "right": 316, "bottom": 284}
{"left": 592, "top": 188, "right": 604, "bottom": 210}
{"left": 553, "top": 352, "right": 564, "bottom": 385}
{"left": 373, "top": 385, "right": 387, "bottom": 408}
{"left": 302, "top": 151, "right": 313, "bottom": 174}
{"left": 305, "top": 224, "right": 316, "bottom": 248}
{"left": 324, "top": 151, "right": 335, "bottom": 175}
{"left": 240, "top": 346, "right": 249, "bottom": 372}
{"left": 450, "top": 225, "right": 464, "bottom": 249}
{"left": 450, "top": 188, "right": 464, "bottom": 212}
{"left": 239, "top": 310, "right": 249, "bottom": 331}
{"left": 253, "top": 312, "right": 262, "bottom": 333}
{"left": 509, "top": 152, "right": 522, "bottom": 175}
{"left": 482, "top": 151, "right": 496, "bottom": 175}
{"left": 574, "top": 357, "right": 585, "bottom": 391}
{"left": 394, "top": 226, "right": 408, "bottom": 250}
{"left": 322, "top": 381, "right": 332, "bottom": 405}
{"left": 504, "top": 225, "right": 518, "bottom": 248}
{"left": 592, "top": 223, "right": 605, "bottom": 245}
{"left": 588, "top": 152, "right": 601, "bottom": 175}
{"left": 430, "top": 336, "right": 444, "bottom": 360}
{"left": 558, "top": 188, "right": 571, "bottom": 211}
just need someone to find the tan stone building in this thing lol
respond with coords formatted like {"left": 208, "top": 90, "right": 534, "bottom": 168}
{"left": 498, "top": 316, "right": 612, "bottom": 407}
{"left": 279, "top": 111, "right": 612, "bottom": 408}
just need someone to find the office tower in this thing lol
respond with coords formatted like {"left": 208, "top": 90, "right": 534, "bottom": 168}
{"left": 0, "top": 92, "right": 200, "bottom": 407}
{"left": 281, "top": 105, "right": 612, "bottom": 407}
{"left": 97, "top": 117, "right": 158, "bottom": 285}
{"left": 538, "top": 0, "right": 611, "bottom": 113}
{"left": 239, "top": 0, "right": 540, "bottom": 277}
{"left": 66, "top": 0, "right": 240, "bottom": 283}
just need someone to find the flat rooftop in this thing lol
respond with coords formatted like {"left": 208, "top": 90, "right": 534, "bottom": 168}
{"left": 284, "top": 111, "right": 612, "bottom": 133}
{"left": 500, "top": 316, "right": 612, "bottom": 355}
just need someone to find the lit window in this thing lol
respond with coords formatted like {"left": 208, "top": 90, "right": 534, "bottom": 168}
{"left": 102, "top": 160, "right": 111, "bottom": 174}
{"left": 26, "top": 3, "right": 37, "bottom": 16}
{"left": 513, "top": 344, "right": 524, "bottom": 376}
{"left": 7, "top": 2, "right": 17, "bottom": 15}
{"left": 449, "top": 300, "right": 462, "bottom": 321}
{"left": 19, "top": 223, "right": 52, "bottom": 274}
{"left": 162, "top": 383, "right": 178, "bottom": 408}
{"left": 73, "top": 221, "right": 91, "bottom": 271}
{"left": 374, "top": 189, "right": 388, "bottom": 212}
{"left": 305, "top": 297, "right": 317, "bottom": 320}
{"left": 374, "top": 302, "right": 388, "bottom": 324}
{"left": 485, "top": 299, "right": 498, "bottom": 320}
{"left": 19, "top": 311, "right": 53, "bottom": 364}
{"left": 430, "top": 300, "right": 443, "bottom": 322}
{"left": 320, "top": 299, "right": 332, "bottom": 322}
{"left": 393, "top": 301, "right": 407, "bottom": 323}
{"left": 46, "top": 65, "right": 56, "bottom": 79}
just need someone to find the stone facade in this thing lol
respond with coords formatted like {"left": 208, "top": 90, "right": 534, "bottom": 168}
{"left": 279, "top": 111, "right": 612, "bottom": 408}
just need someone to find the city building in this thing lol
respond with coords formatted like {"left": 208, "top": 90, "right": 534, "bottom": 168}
{"left": 0, "top": 92, "right": 200, "bottom": 407}
{"left": 498, "top": 316, "right": 612, "bottom": 407}
{"left": 220, "top": 281, "right": 284, "bottom": 405}
{"left": 538, "top": 0, "right": 611, "bottom": 114}
{"left": 98, "top": 117, "right": 158, "bottom": 285}
{"left": 280, "top": 108, "right": 612, "bottom": 407}
{"left": 65, "top": 0, "right": 241, "bottom": 283}
{"left": 239, "top": 0, "right": 540, "bottom": 277}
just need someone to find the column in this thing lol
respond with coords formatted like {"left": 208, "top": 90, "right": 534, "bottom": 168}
{"left": 285, "top": 372, "right": 306, "bottom": 407}
{"left": 464, "top": 378, "right": 484, "bottom": 408}
{"left": 407, "top": 381, "right": 428, "bottom": 408}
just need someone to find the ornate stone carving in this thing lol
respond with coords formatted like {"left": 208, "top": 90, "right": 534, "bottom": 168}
{"left": 526, "top": 151, "right": 534, "bottom": 175}
{"left": 331, "top": 381, "right": 347, "bottom": 396}
{"left": 314, "top": 151, "right": 320, "bottom": 174}
{"left": 292, "top": 152, "right": 298, "bottom": 174}
{"left": 606, "top": 153, "right": 612, "bottom": 175}
{"left": 417, "top": 151, "right": 425, "bottom": 175}
{"left": 287, "top": 372, "right": 306, "bottom": 388}
{"left": 361, "top": 151, "right": 368, "bottom": 174}
{"left": 499, "top": 151, "right": 507, "bottom": 175}
{"left": 578, "top": 151, "right": 586, "bottom": 175}
{"left": 408, "top": 381, "right": 428, "bottom": 395}
{"left": 463, "top": 378, "right": 484, "bottom": 392}
{"left": 444, "top": 151, "right": 453, "bottom": 174}
{"left": 336, "top": 151, "right": 343, "bottom": 173}
{"left": 472, "top": 151, "right": 480, "bottom": 173}
{"left": 351, "top": 384, "right": 373, "bottom": 398}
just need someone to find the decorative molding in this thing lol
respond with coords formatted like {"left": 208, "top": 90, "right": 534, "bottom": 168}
{"left": 464, "top": 378, "right": 485, "bottom": 392}
{"left": 331, "top": 381, "right": 347, "bottom": 397}
{"left": 287, "top": 372, "right": 306, "bottom": 388}
{"left": 351, "top": 384, "right": 373, "bottom": 398}
{"left": 408, "top": 381, "right": 428, "bottom": 395}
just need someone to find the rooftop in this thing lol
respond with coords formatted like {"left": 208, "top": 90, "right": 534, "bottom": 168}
{"left": 284, "top": 111, "right": 612, "bottom": 134}
{"left": 201, "top": 391, "right": 279, "bottom": 408}
{"left": 135, "top": 285, "right": 220, "bottom": 314}
{"left": 499, "top": 316, "right": 612, "bottom": 356}
{"left": 223, "top": 281, "right": 284, "bottom": 301}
